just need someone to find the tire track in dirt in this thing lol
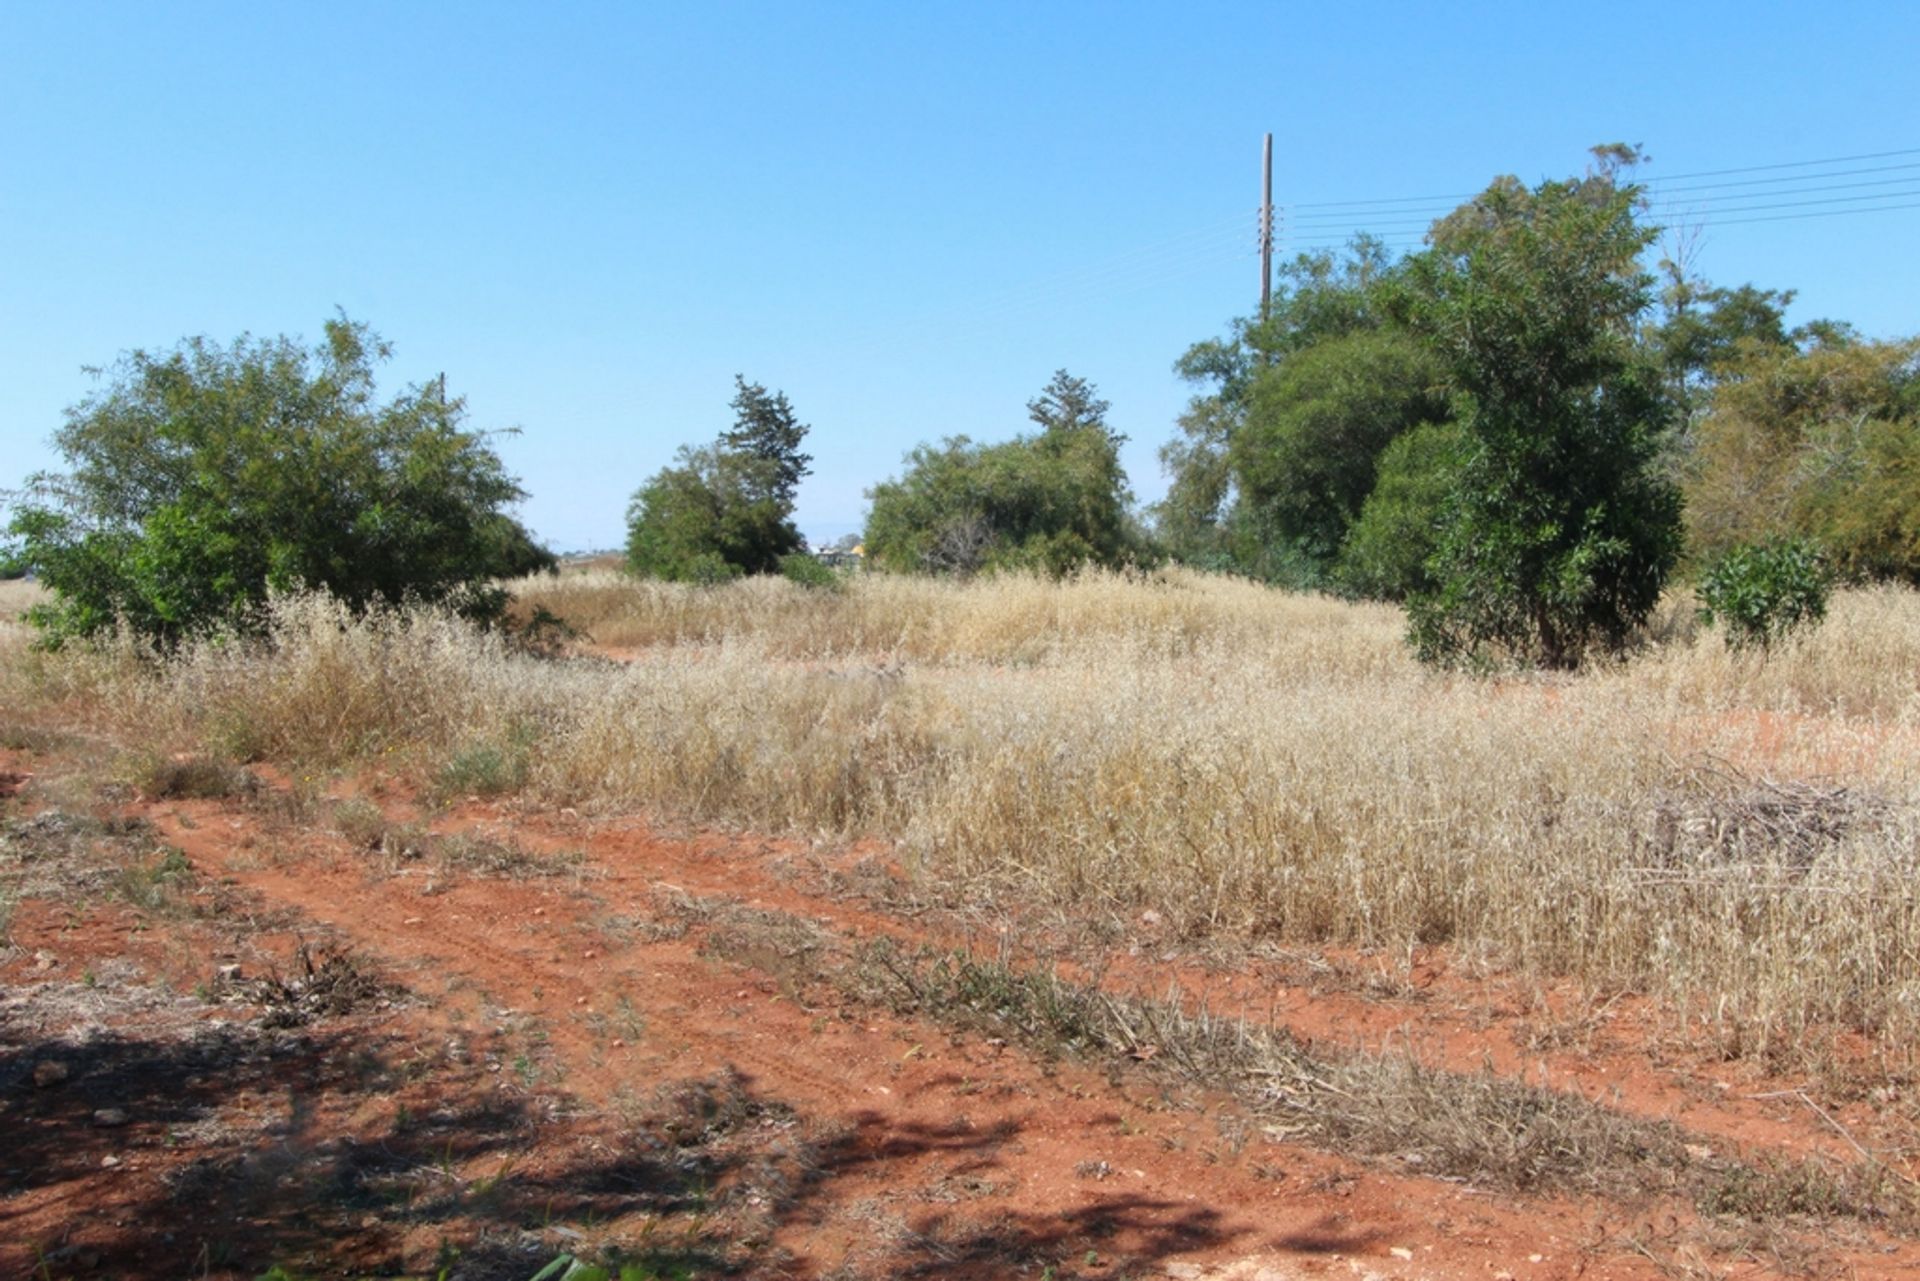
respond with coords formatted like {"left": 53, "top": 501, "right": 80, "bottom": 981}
{"left": 140, "top": 799, "right": 1679, "bottom": 1281}
{"left": 119, "top": 782, "right": 1920, "bottom": 1281}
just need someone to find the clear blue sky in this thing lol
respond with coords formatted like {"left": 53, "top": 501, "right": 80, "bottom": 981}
{"left": 4, "top": 1, "right": 1916, "bottom": 551}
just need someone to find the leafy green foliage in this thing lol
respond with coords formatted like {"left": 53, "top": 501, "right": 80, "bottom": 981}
{"left": 865, "top": 371, "right": 1149, "bottom": 575}
{"left": 625, "top": 378, "right": 811, "bottom": 581}
{"left": 626, "top": 446, "right": 793, "bottom": 581}
{"left": 1687, "top": 334, "right": 1920, "bottom": 582}
{"left": 1337, "top": 420, "right": 1468, "bottom": 600}
{"left": 777, "top": 550, "right": 840, "bottom": 590}
{"left": 1156, "top": 239, "right": 1435, "bottom": 583}
{"left": 720, "top": 376, "right": 811, "bottom": 508}
{"left": 1402, "top": 154, "right": 1683, "bottom": 669}
{"left": 2, "top": 317, "right": 548, "bottom": 646}
{"left": 1696, "top": 538, "right": 1832, "bottom": 650}
{"left": 1233, "top": 329, "right": 1449, "bottom": 566}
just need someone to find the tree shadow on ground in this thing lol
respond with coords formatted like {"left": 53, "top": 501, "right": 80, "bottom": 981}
{"left": 4, "top": 1005, "right": 1242, "bottom": 1280}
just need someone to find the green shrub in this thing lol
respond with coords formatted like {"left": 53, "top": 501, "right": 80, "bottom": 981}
{"left": 777, "top": 552, "right": 840, "bottom": 590}
{"left": 1697, "top": 538, "right": 1832, "bottom": 650}
{"left": 1338, "top": 421, "right": 1467, "bottom": 601}
{"left": 5, "top": 317, "right": 548, "bottom": 646}
{"left": 625, "top": 377, "right": 811, "bottom": 581}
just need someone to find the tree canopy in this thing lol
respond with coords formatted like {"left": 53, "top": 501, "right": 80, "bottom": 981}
{"left": 864, "top": 371, "right": 1148, "bottom": 576}
{"left": 625, "top": 377, "right": 812, "bottom": 581}
{"left": 1156, "top": 238, "right": 1448, "bottom": 589}
{"left": 3, "top": 316, "right": 549, "bottom": 645}
{"left": 1400, "top": 156, "right": 1683, "bottom": 667}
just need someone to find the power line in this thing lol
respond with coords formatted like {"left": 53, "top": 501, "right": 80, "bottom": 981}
{"left": 863, "top": 145, "right": 1919, "bottom": 352}
{"left": 1644, "top": 146, "right": 1920, "bottom": 183}
{"left": 1646, "top": 160, "right": 1920, "bottom": 197}
{"left": 1287, "top": 147, "right": 1920, "bottom": 217}
{"left": 1654, "top": 186, "right": 1920, "bottom": 218}
{"left": 1280, "top": 172, "right": 1920, "bottom": 242}
{"left": 1694, "top": 199, "right": 1920, "bottom": 228}
{"left": 1287, "top": 175, "right": 1920, "bottom": 233}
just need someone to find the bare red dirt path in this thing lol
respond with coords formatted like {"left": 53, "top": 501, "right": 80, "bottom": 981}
{"left": 5, "top": 748, "right": 1918, "bottom": 1279}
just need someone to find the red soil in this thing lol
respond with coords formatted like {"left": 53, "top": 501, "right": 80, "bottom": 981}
{"left": 4, "top": 748, "right": 1917, "bottom": 1280}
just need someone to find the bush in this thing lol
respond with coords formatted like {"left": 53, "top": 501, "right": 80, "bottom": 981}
{"left": 1338, "top": 421, "right": 1467, "bottom": 601}
{"left": 864, "top": 371, "right": 1149, "bottom": 576}
{"left": 1402, "top": 166, "right": 1682, "bottom": 669}
{"left": 625, "top": 378, "right": 811, "bottom": 581}
{"left": 777, "top": 552, "right": 840, "bottom": 590}
{"left": 1697, "top": 538, "right": 1832, "bottom": 650}
{"left": 3, "top": 316, "right": 548, "bottom": 645}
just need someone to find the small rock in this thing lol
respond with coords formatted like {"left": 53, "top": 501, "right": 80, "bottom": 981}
{"left": 32, "top": 951, "right": 56, "bottom": 972}
{"left": 1164, "top": 1266, "right": 1203, "bottom": 1280}
{"left": 1389, "top": 1246, "right": 1414, "bottom": 1261}
{"left": 101, "top": 1154, "right": 121, "bottom": 1167}
{"left": 32, "top": 1060, "right": 71, "bottom": 1088}
{"left": 217, "top": 963, "right": 243, "bottom": 983}
{"left": 92, "top": 1108, "right": 129, "bottom": 1128}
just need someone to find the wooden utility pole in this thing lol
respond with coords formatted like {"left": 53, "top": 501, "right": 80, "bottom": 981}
{"left": 1260, "top": 132, "right": 1274, "bottom": 323}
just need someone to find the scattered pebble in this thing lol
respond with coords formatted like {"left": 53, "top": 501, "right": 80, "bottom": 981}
{"left": 92, "top": 1107, "right": 129, "bottom": 1127}
{"left": 100, "top": 1154, "right": 121, "bottom": 1168}
{"left": 32, "top": 1060, "right": 71, "bottom": 1088}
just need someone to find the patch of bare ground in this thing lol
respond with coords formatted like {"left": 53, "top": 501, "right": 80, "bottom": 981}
{"left": 5, "top": 741, "right": 1920, "bottom": 1280}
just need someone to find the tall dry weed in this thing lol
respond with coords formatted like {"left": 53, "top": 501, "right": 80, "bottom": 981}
{"left": 8, "top": 572, "right": 1920, "bottom": 1063}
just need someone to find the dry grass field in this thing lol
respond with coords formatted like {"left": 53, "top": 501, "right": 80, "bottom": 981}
{"left": 0, "top": 575, "right": 46, "bottom": 625}
{"left": 6, "top": 568, "right": 1920, "bottom": 1278}
{"left": 14, "top": 570, "right": 1918, "bottom": 1060}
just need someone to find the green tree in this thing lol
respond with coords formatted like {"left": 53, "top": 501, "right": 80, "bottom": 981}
{"left": 624, "top": 378, "right": 810, "bottom": 581}
{"left": 1336, "top": 420, "right": 1470, "bottom": 601}
{"left": 1686, "top": 333, "right": 1920, "bottom": 581}
{"left": 721, "top": 376, "right": 812, "bottom": 507}
{"left": 864, "top": 371, "right": 1147, "bottom": 575}
{"left": 2, "top": 317, "right": 548, "bottom": 645}
{"left": 1157, "top": 239, "right": 1441, "bottom": 585}
{"left": 1401, "top": 153, "right": 1684, "bottom": 668}
{"left": 1232, "top": 329, "right": 1449, "bottom": 566}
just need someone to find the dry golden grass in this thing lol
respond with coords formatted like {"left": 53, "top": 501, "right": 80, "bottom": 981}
{"left": 0, "top": 577, "right": 46, "bottom": 625}
{"left": 8, "top": 571, "right": 1920, "bottom": 1070}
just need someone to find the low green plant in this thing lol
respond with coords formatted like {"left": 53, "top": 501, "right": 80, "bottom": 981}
{"left": 433, "top": 721, "right": 538, "bottom": 801}
{"left": 776, "top": 551, "right": 840, "bottom": 591}
{"left": 529, "top": 1254, "right": 691, "bottom": 1281}
{"left": 1697, "top": 537, "right": 1832, "bottom": 650}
